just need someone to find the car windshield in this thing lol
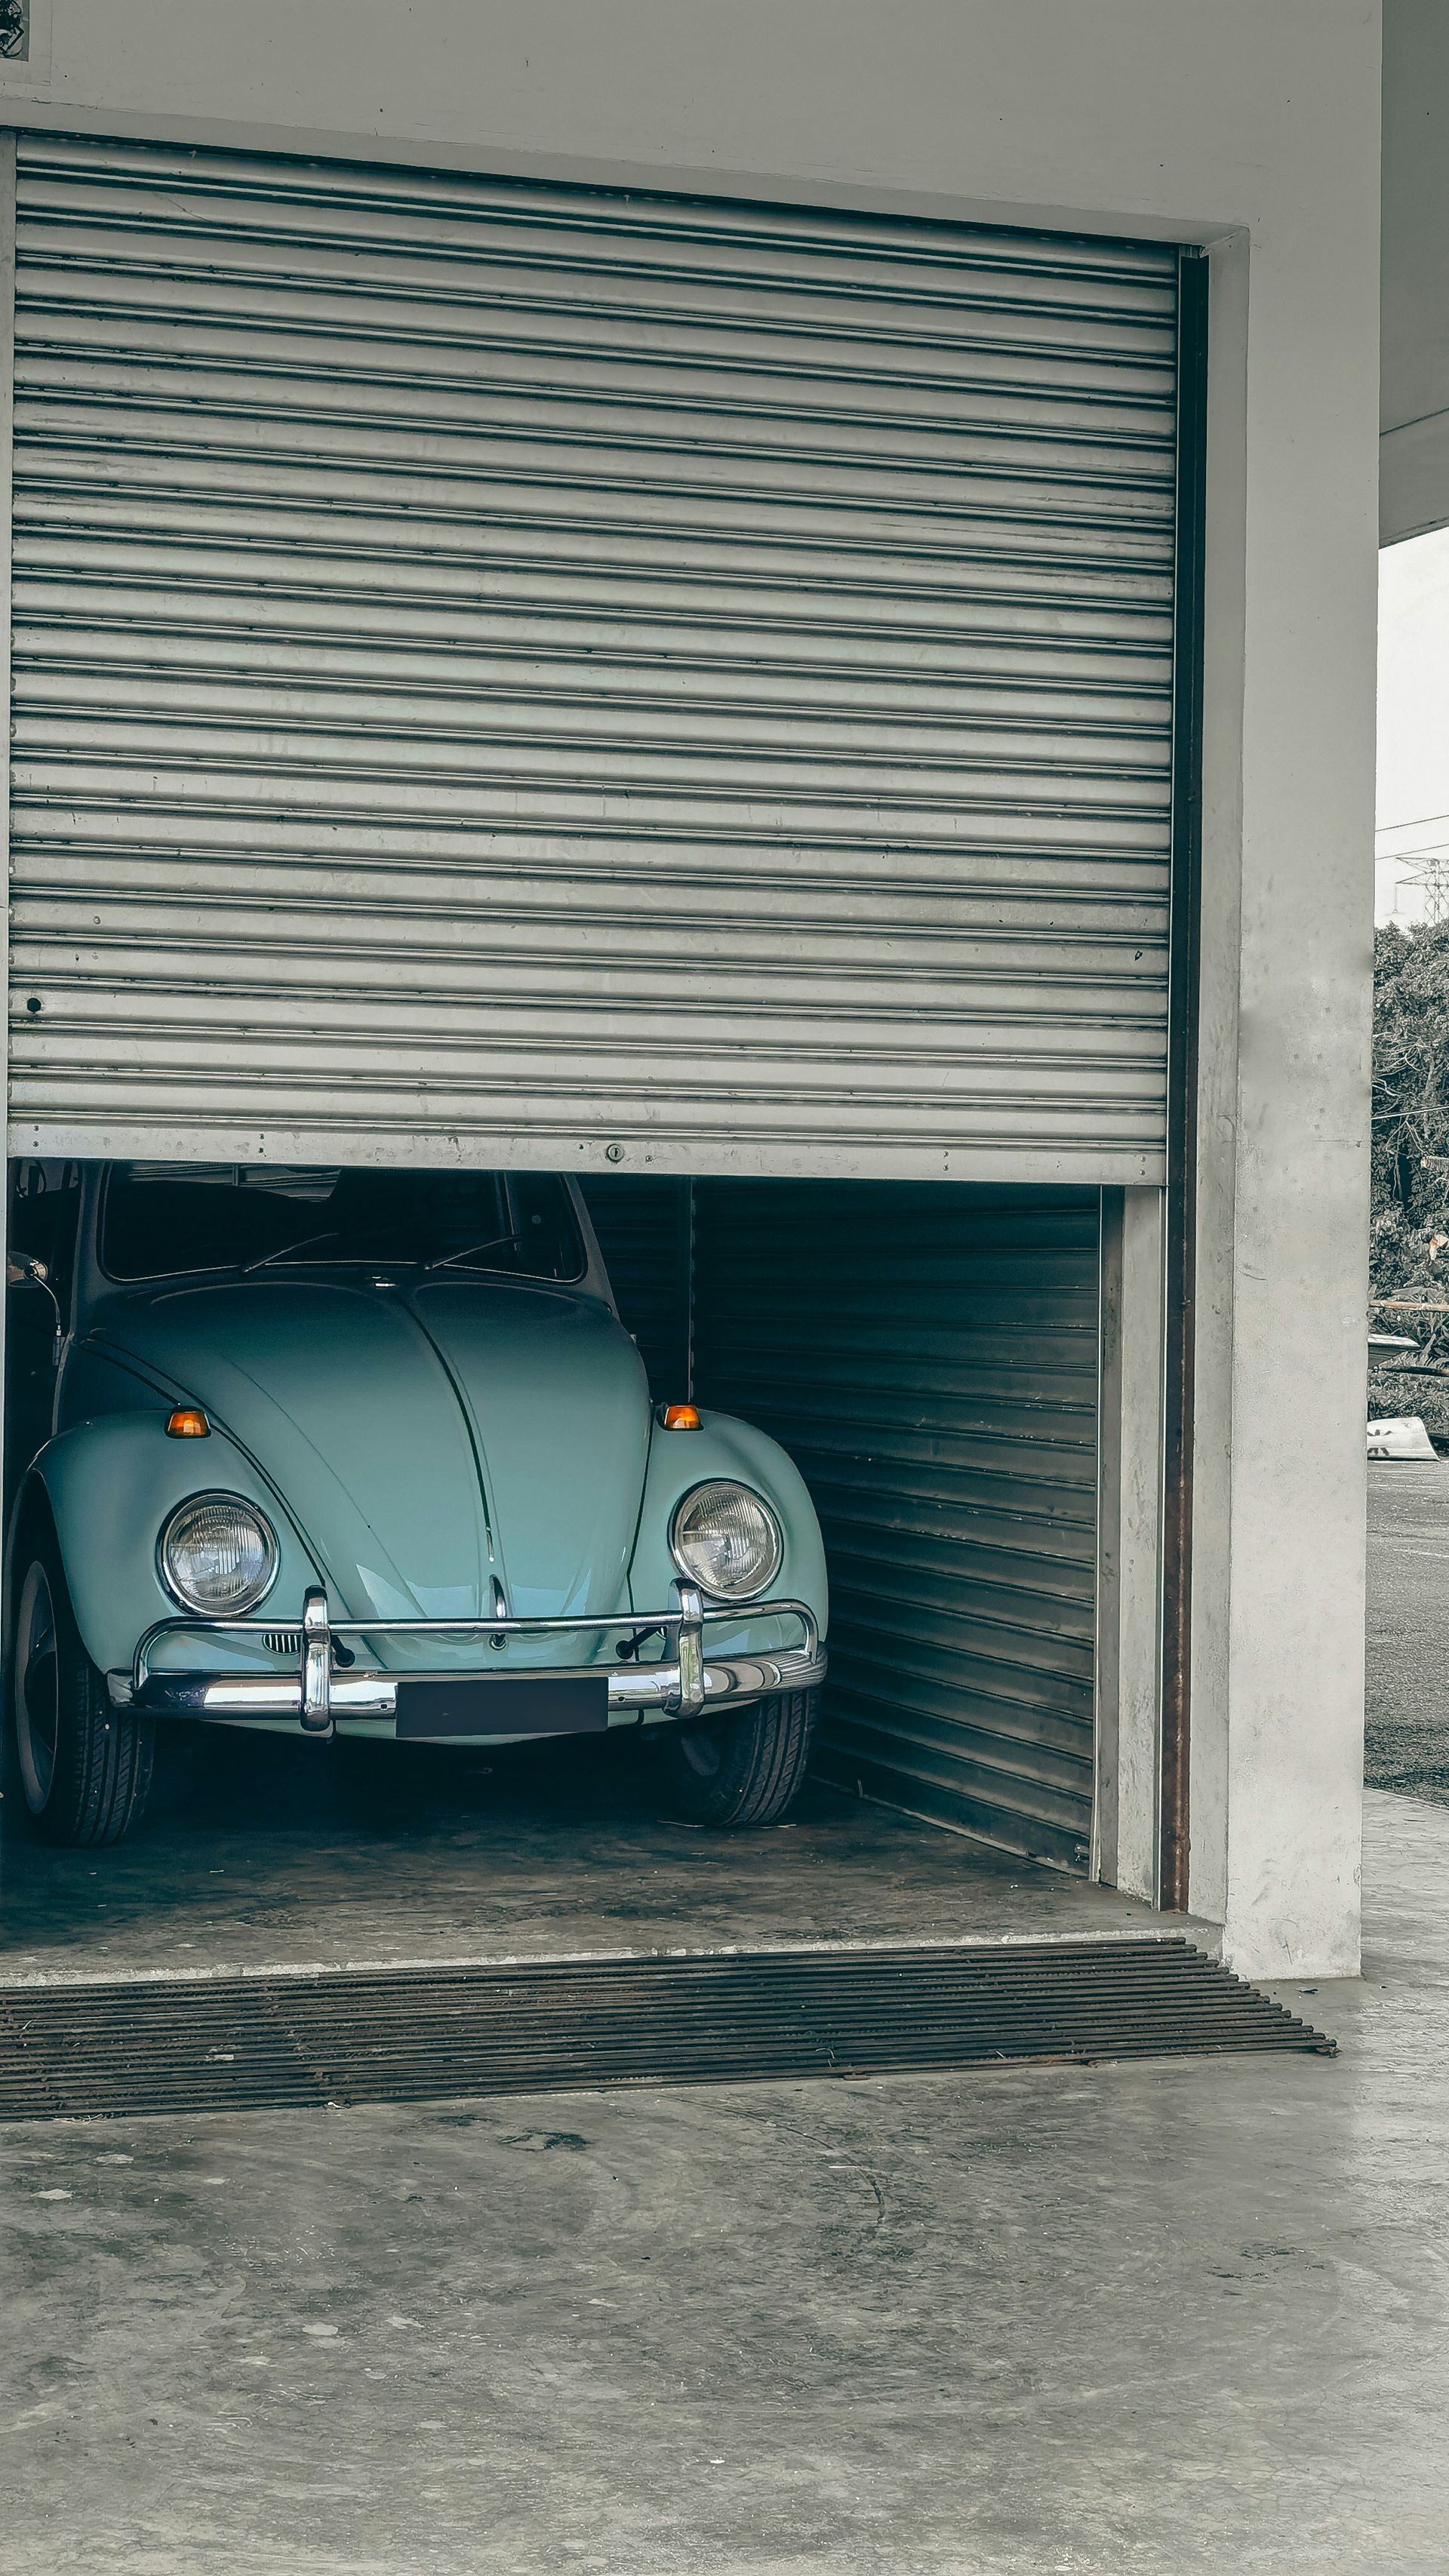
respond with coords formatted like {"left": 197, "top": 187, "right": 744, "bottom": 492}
{"left": 100, "top": 1165, "right": 585, "bottom": 1284}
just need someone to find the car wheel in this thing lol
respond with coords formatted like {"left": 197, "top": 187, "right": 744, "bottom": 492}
{"left": 656, "top": 1688, "right": 819, "bottom": 1827}
{"left": 9, "top": 1545, "right": 155, "bottom": 1845}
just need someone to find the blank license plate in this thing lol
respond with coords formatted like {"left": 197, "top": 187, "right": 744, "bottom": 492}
{"left": 393, "top": 1676, "right": 610, "bottom": 1739}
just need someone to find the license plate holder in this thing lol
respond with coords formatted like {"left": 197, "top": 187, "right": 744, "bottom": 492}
{"left": 393, "top": 1675, "right": 610, "bottom": 1739}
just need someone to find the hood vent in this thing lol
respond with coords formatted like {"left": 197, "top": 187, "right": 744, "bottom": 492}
{"left": 263, "top": 1627, "right": 354, "bottom": 1668}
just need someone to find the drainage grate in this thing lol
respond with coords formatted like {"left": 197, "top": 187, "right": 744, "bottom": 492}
{"left": 0, "top": 1939, "right": 1334, "bottom": 2122}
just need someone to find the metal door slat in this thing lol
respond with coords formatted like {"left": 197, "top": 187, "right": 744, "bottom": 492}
{"left": 11, "top": 546, "right": 1177, "bottom": 632}
{"left": 692, "top": 1179, "right": 1100, "bottom": 1870}
{"left": 12, "top": 648, "right": 1174, "bottom": 721}
{"left": 15, "top": 385, "right": 1178, "bottom": 480}
{"left": 17, "top": 175, "right": 1180, "bottom": 294}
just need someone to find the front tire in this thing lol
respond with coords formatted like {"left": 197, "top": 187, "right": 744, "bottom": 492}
{"left": 9, "top": 1546, "right": 154, "bottom": 1845}
{"left": 656, "top": 1688, "right": 818, "bottom": 1827}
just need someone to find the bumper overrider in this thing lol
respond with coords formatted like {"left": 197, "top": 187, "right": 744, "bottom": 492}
{"left": 110, "top": 1583, "right": 826, "bottom": 1740}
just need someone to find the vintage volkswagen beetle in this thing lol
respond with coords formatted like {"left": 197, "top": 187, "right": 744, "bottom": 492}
{"left": 4, "top": 1160, "right": 827, "bottom": 1845}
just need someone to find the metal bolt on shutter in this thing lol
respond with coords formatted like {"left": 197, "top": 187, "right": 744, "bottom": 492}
{"left": 8, "top": 134, "right": 1180, "bottom": 1180}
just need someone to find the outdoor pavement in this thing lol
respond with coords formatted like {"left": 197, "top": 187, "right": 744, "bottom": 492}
{"left": 0, "top": 1789, "right": 1443, "bottom": 2576}
{"left": 2, "top": 1472, "right": 1447, "bottom": 2573}
{"left": 1367, "top": 1457, "right": 1449, "bottom": 1799}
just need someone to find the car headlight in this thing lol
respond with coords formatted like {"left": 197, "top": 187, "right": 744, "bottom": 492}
{"left": 669, "top": 1481, "right": 783, "bottom": 1601}
{"left": 158, "top": 1494, "right": 280, "bottom": 1615}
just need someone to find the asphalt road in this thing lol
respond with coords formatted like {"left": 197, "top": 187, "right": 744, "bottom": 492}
{"left": 1367, "top": 1458, "right": 1449, "bottom": 1801}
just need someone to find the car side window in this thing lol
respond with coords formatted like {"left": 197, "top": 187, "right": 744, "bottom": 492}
{"left": 10, "top": 1159, "right": 83, "bottom": 1310}
{"left": 6, "top": 1161, "right": 82, "bottom": 1492}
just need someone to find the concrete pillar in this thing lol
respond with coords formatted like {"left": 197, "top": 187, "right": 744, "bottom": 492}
{"left": 1188, "top": 202, "right": 1378, "bottom": 1980}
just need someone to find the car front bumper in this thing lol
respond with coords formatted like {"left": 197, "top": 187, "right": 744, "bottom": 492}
{"left": 112, "top": 1582, "right": 826, "bottom": 1737}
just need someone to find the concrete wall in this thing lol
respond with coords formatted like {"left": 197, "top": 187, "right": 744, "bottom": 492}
{"left": 0, "top": 2, "right": 1383, "bottom": 1975}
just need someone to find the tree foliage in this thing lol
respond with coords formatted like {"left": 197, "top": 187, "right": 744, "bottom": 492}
{"left": 1367, "top": 923, "right": 1449, "bottom": 1433}
{"left": 1371, "top": 920, "right": 1449, "bottom": 1304}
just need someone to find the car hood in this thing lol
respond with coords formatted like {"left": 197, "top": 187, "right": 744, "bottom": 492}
{"left": 93, "top": 1276, "right": 651, "bottom": 1630}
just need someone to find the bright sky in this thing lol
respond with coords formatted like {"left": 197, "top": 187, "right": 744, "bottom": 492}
{"left": 1377, "top": 525, "right": 1449, "bottom": 927}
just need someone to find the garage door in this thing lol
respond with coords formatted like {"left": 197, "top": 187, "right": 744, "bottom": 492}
{"left": 583, "top": 1172, "right": 1099, "bottom": 1872}
{"left": 8, "top": 133, "right": 1185, "bottom": 1182}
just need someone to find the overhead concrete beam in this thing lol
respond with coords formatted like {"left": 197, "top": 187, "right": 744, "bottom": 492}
{"left": 1383, "top": 1, "right": 1449, "bottom": 543}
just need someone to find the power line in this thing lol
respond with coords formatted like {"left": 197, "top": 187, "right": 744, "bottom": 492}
{"left": 1378, "top": 808, "right": 1449, "bottom": 837}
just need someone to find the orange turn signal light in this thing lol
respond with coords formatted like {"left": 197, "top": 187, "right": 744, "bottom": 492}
{"left": 165, "top": 1408, "right": 211, "bottom": 1439}
{"left": 663, "top": 1403, "right": 701, "bottom": 1430}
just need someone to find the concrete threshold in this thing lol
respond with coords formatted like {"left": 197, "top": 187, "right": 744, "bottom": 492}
{"left": 1, "top": 1728, "right": 1215, "bottom": 1987}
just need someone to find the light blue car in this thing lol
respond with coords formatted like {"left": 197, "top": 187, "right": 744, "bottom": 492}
{"left": 5, "top": 1162, "right": 828, "bottom": 1846}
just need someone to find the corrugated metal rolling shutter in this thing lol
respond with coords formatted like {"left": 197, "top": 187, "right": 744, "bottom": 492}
{"left": 8, "top": 134, "right": 1180, "bottom": 1181}
{"left": 694, "top": 1180, "right": 1100, "bottom": 1870}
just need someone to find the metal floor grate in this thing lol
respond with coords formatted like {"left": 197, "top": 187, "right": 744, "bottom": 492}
{"left": 0, "top": 1940, "right": 1334, "bottom": 2122}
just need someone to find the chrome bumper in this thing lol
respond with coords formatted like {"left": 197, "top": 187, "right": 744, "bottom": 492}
{"left": 115, "top": 1583, "right": 825, "bottom": 1738}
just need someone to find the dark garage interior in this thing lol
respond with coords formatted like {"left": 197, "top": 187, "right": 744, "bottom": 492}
{"left": 585, "top": 1174, "right": 1101, "bottom": 1874}
{"left": 1, "top": 1161, "right": 1114, "bottom": 2005}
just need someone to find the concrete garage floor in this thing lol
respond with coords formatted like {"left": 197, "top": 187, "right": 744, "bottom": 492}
{"left": 4, "top": 1467, "right": 1448, "bottom": 2574}
{"left": 1, "top": 1722, "right": 1193, "bottom": 1983}
{"left": 0, "top": 1787, "right": 1444, "bottom": 2576}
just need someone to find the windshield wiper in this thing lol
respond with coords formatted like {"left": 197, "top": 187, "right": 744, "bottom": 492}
{"left": 423, "top": 1232, "right": 528, "bottom": 1275}
{"left": 241, "top": 1230, "right": 347, "bottom": 1276}
{"left": 241, "top": 1227, "right": 534, "bottom": 1279}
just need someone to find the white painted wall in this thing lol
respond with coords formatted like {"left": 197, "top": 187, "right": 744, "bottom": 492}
{"left": 0, "top": 1, "right": 1383, "bottom": 1974}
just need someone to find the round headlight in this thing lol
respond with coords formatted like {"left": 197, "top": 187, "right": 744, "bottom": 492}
{"left": 159, "top": 1494, "right": 279, "bottom": 1615}
{"left": 669, "top": 1481, "right": 783, "bottom": 1601}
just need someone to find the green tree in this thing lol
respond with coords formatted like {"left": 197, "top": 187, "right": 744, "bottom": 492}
{"left": 1372, "top": 920, "right": 1449, "bottom": 1301}
{"left": 1369, "top": 922, "right": 1449, "bottom": 1432}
